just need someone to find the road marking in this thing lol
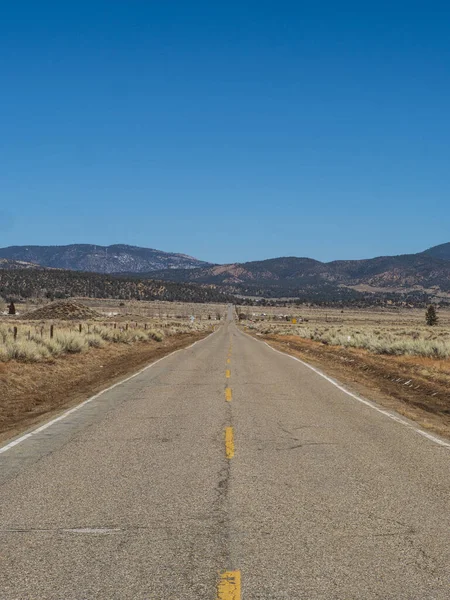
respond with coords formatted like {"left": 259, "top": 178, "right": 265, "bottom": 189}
{"left": 227, "top": 358, "right": 231, "bottom": 364}
{"left": 260, "top": 339, "right": 450, "bottom": 449}
{"left": 0, "top": 330, "right": 219, "bottom": 455}
{"left": 225, "top": 427, "right": 234, "bottom": 458}
{"left": 217, "top": 570, "right": 241, "bottom": 599}
{"left": 226, "top": 369, "right": 231, "bottom": 378}
{"left": 225, "top": 388, "right": 232, "bottom": 402}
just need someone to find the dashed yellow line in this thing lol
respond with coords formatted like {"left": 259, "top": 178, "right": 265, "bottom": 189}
{"left": 217, "top": 570, "right": 241, "bottom": 599}
{"left": 227, "top": 358, "right": 231, "bottom": 364}
{"left": 225, "top": 369, "right": 231, "bottom": 378}
{"left": 225, "top": 427, "right": 234, "bottom": 458}
{"left": 225, "top": 388, "right": 232, "bottom": 402}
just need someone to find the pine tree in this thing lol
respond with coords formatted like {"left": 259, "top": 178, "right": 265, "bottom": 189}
{"left": 425, "top": 304, "right": 438, "bottom": 326}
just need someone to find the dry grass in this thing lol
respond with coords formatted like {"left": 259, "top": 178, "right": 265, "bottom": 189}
{"left": 247, "top": 322, "right": 450, "bottom": 358}
{"left": 0, "top": 318, "right": 215, "bottom": 363}
{"left": 243, "top": 306, "right": 450, "bottom": 359}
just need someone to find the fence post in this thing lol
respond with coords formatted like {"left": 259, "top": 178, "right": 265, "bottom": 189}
{"left": 79, "top": 324, "right": 82, "bottom": 333}
{"left": 13, "top": 326, "right": 17, "bottom": 340}
{"left": 50, "top": 325, "right": 54, "bottom": 339}
{"left": 126, "top": 323, "right": 129, "bottom": 330}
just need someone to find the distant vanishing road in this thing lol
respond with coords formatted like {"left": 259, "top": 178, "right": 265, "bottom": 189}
{"left": 1, "top": 306, "right": 449, "bottom": 599}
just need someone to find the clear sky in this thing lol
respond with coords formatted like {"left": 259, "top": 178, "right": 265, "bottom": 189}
{"left": 1, "top": 1, "right": 449, "bottom": 264}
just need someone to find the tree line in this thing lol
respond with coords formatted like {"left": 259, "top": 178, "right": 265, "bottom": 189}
{"left": 0, "top": 269, "right": 237, "bottom": 304}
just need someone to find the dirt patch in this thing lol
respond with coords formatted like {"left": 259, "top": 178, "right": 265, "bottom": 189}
{"left": 0, "top": 332, "right": 207, "bottom": 444}
{"left": 260, "top": 333, "right": 450, "bottom": 440}
{"left": 22, "top": 300, "right": 101, "bottom": 321}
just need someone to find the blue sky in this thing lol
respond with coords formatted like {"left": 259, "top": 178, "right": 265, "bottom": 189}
{"left": 1, "top": 1, "right": 449, "bottom": 263}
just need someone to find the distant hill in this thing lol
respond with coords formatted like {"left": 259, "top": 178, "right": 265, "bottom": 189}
{"left": 143, "top": 251, "right": 450, "bottom": 298}
{"left": 0, "top": 244, "right": 210, "bottom": 274}
{"left": 0, "top": 268, "right": 236, "bottom": 304}
{"left": 422, "top": 242, "right": 450, "bottom": 261}
{"left": 0, "top": 258, "right": 45, "bottom": 270}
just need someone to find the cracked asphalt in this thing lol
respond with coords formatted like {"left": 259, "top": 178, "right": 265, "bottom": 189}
{"left": 0, "top": 307, "right": 449, "bottom": 599}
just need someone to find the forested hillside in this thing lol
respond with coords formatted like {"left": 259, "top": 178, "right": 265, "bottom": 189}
{"left": 0, "top": 269, "right": 235, "bottom": 304}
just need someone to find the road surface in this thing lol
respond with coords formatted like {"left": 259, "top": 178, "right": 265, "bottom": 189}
{"left": 1, "top": 306, "right": 449, "bottom": 599}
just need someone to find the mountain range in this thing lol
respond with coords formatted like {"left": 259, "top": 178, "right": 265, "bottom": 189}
{"left": 134, "top": 243, "right": 450, "bottom": 298}
{"left": 0, "top": 244, "right": 209, "bottom": 273}
{"left": 0, "top": 242, "right": 449, "bottom": 300}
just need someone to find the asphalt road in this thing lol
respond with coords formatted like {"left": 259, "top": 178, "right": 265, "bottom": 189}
{"left": 1, "top": 306, "right": 449, "bottom": 599}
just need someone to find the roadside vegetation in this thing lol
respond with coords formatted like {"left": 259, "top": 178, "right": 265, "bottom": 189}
{"left": 0, "top": 320, "right": 212, "bottom": 363}
{"left": 247, "top": 322, "right": 450, "bottom": 358}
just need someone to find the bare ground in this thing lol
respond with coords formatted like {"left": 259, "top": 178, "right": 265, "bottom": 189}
{"left": 259, "top": 333, "right": 450, "bottom": 440}
{"left": 0, "top": 332, "right": 208, "bottom": 444}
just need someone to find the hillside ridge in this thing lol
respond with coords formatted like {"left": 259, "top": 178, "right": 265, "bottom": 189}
{"left": 0, "top": 244, "right": 210, "bottom": 274}
{"left": 144, "top": 248, "right": 450, "bottom": 299}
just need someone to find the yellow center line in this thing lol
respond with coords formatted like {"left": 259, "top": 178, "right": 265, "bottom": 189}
{"left": 225, "top": 369, "right": 231, "bottom": 378}
{"left": 225, "top": 427, "right": 234, "bottom": 459}
{"left": 227, "top": 358, "right": 231, "bottom": 364}
{"left": 217, "top": 570, "right": 241, "bottom": 599}
{"left": 225, "top": 387, "right": 232, "bottom": 402}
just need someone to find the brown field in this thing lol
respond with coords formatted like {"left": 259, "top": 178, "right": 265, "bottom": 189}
{"left": 242, "top": 306, "right": 450, "bottom": 439}
{"left": 238, "top": 304, "right": 450, "bottom": 327}
{"left": 4, "top": 298, "right": 228, "bottom": 321}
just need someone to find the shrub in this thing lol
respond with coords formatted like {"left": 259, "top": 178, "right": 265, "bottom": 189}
{"left": 53, "top": 331, "right": 87, "bottom": 354}
{"left": 425, "top": 305, "right": 438, "bottom": 326}
{"left": 149, "top": 330, "right": 164, "bottom": 342}
{"left": 85, "top": 333, "right": 105, "bottom": 348}
{"left": 0, "top": 345, "right": 9, "bottom": 361}
{"left": 4, "top": 339, "right": 50, "bottom": 362}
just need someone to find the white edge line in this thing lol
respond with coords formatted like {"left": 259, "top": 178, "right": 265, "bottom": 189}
{"left": 241, "top": 329, "right": 450, "bottom": 449}
{"left": 0, "top": 328, "right": 219, "bottom": 455}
